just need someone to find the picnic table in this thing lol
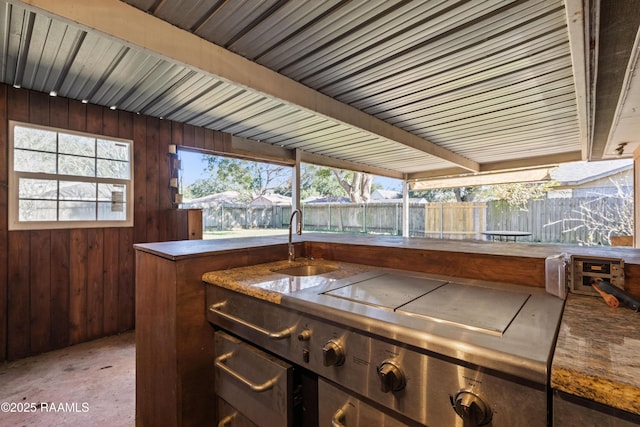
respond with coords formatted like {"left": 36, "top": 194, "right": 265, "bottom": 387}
{"left": 481, "top": 230, "right": 532, "bottom": 242}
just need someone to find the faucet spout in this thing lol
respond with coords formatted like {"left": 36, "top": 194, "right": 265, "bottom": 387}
{"left": 288, "top": 209, "right": 302, "bottom": 262}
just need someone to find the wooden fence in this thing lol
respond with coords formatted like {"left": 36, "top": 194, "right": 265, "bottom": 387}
{"left": 36, "top": 194, "right": 616, "bottom": 243}
{"left": 423, "top": 202, "right": 486, "bottom": 239}
{"left": 486, "top": 197, "right": 632, "bottom": 245}
{"left": 199, "top": 202, "right": 486, "bottom": 238}
{"left": 196, "top": 196, "right": 631, "bottom": 245}
{"left": 201, "top": 204, "right": 285, "bottom": 230}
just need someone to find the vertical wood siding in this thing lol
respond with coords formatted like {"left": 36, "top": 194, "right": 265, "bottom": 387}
{"left": 0, "top": 85, "right": 228, "bottom": 361}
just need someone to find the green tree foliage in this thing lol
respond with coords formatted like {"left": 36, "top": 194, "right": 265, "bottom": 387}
{"left": 299, "top": 164, "right": 346, "bottom": 199}
{"left": 183, "top": 154, "right": 379, "bottom": 203}
{"left": 411, "top": 187, "right": 476, "bottom": 202}
{"left": 184, "top": 156, "right": 290, "bottom": 202}
{"left": 475, "top": 181, "right": 558, "bottom": 209}
{"left": 412, "top": 182, "right": 557, "bottom": 208}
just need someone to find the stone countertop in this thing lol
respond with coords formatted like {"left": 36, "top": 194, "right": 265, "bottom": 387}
{"left": 202, "top": 258, "right": 373, "bottom": 304}
{"left": 551, "top": 293, "right": 640, "bottom": 415}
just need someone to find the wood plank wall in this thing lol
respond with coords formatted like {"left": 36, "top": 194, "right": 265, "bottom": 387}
{"left": 0, "top": 85, "right": 229, "bottom": 361}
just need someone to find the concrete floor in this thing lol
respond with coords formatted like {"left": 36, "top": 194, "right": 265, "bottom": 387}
{"left": 0, "top": 331, "right": 135, "bottom": 427}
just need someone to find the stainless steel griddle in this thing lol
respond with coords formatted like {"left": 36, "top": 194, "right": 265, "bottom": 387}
{"left": 323, "top": 273, "right": 530, "bottom": 336}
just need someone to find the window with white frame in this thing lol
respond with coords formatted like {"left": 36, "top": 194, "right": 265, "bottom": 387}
{"left": 8, "top": 121, "right": 133, "bottom": 230}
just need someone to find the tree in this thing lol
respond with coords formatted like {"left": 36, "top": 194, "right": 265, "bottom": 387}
{"left": 184, "top": 154, "right": 380, "bottom": 203}
{"left": 475, "top": 181, "right": 557, "bottom": 209}
{"left": 412, "top": 182, "right": 555, "bottom": 207}
{"left": 299, "top": 164, "right": 346, "bottom": 199}
{"left": 550, "top": 178, "right": 632, "bottom": 245}
{"left": 332, "top": 170, "right": 374, "bottom": 202}
{"left": 411, "top": 187, "right": 476, "bottom": 202}
{"left": 184, "top": 156, "right": 290, "bottom": 201}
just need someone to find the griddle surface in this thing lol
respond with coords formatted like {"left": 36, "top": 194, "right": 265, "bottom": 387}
{"left": 324, "top": 273, "right": 446, "bottom": 310}
{"left": 398, "top": 283, "right": 530, "bottom": 335}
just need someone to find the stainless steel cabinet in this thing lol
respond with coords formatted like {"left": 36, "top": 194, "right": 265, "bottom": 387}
{"left": 214, "top": 331, "right": 295, "bottom": 427}
{"left": 216, "top": 398, "right": 258, "bottom": 427}
{"left": 318, "top": 378, "right": 410, "bottom": 426}
{"left": 553, "top": 391, "right": 640, "bottom": 427}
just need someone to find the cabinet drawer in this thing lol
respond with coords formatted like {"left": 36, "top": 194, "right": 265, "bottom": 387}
{"left": 207, "top": 286, "right": 301, "bottom": 356}
{"left": 217, "top": 397, "right": 258, "bottom": 427}
{"left": 318, "top": 378, "right": 409, "bottom": 426}
{"left": 215, "top": 331, "right": 294, "bottom": 427}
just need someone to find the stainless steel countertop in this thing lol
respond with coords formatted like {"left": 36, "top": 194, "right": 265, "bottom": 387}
{"left": 282, "top": 269, "right": 565, "bottom": 385}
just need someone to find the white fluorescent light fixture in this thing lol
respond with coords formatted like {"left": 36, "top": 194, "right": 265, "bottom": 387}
{"left": 411, "top": 167, "right": 553, "bottom": 191}
{"left": 49, "top": 90, "right": 57, "bottom": 97}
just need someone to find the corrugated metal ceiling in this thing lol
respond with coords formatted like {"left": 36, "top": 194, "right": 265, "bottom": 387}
{"left": 0, "top": 0, "right": 594, "bottom": 178}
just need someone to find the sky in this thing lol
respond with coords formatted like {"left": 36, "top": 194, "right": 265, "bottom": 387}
{"left": 178, "top": 149, "right": 403, "bottom": 191}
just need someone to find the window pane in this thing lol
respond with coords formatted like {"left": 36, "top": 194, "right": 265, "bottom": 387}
{"left": 59, "top": 154, "right": 95, "bottom": 177}
{"left": 19, "top": 200, "right": 57, "bottom": 221}
{"left": 11, "top": 123, "right": 133, "bottom": 229}
{"left": 14, "top": 149, "right": 56, "bottom": 173}
{"left": 59, "top": 133, "right": 95, "bottom": 157}
{"left": 14, "top": 126, "right": 56, "bottom": 152}
{"left": 98, "top": 183, "right": 127, "bottom": 202}
{"left": 97, "top": 159, "right": 130, "bottom": 179}
{"left": 19, "top": 178, "right": 58, "bottom": 200}
{"left": 97, "top": 139, "right": 129, "bottom": 161}
{"left": 59, "top": 201, "right": 96, "bottom": 221}
{"left": 98, "top": 201, "right": 127, "bottom": 220}
{"left": 59, "top": 181, "right": 96, "bottom": 201}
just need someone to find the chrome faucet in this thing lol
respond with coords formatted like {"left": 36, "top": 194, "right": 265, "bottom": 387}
{"left": 288, "top": 209, "right": 302, "bottom": 262}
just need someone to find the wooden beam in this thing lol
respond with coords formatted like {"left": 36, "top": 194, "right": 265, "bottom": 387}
{"left": 299, "top": 151, "right": 404, "bottom": 180}
{"left": 407, "top": 152, "right": 581, "bottom": 182}
{"left": 479, "top": 151, "right": 582, "bottom": 172}
{"left": 590, "top": 0, "right": 640, "bottom": 159}
{"left": 407, "top": 167, "right": 470, "bottom": 181}
{"left": 230, "top": 136, "right": 295, "bottom": 165}
{"left": 18, "top": 0, "right": 480, "bottom": 173}
{"left": 411, "top": 168, "right": 553, "bottom": 191}
{"left": 564, "top": 0, "right": 591, "bottom": 160}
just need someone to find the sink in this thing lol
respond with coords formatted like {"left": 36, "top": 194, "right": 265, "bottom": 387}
{"left": 273, "top": 264, "right": 339, "bottom": 277}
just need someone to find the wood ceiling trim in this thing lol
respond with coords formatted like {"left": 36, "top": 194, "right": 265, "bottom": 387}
{"left": 564, "top": 0, "right": 590, "bottom": 160}
{"left": 300, "top": 151, "right": 404, "bottom": 180}
{"left": 478, "top": 151, "right": 582, "bottom": 172}
{"left": 18, "top": 0, "right": 480, "bottom": 173}
{"left": 406, "top": 150, "right": 583, "bottom": 181}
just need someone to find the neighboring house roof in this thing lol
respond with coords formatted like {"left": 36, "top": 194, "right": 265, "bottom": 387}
{"left": 250, "top": 194, "right": 291, "bottom": 206}
{"left": 550, "top": 160, "right": 633, "bottom": 186}
{"left": 371, "top": 189, "right": 402, "bottom": 200}
{"left": 371, "top": 197, "right": 428, "bottom": 204}
{"left": 182, "top": 190, "right": 241, "bottom": 205}
{"left": 303, "top": 196, "right": 351, "bottom": 204}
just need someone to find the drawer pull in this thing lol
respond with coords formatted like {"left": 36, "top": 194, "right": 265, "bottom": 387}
{"left": 209, "top": 302, "right": 294, "bottom": 340}
{"left": 331, "top": 406, "right": 347, "bottom": 427}
{"left": 215, "top": 352, "right": 278, "bottom": 393}
{"left": 217, "top": 412, "right": 236, "bottom": 427}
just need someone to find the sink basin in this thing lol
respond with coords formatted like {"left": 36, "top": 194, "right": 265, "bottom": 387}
{"left": 273, "top": 264, "right": 339, "bottom": 277}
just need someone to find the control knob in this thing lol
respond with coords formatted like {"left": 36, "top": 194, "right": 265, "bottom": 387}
{"left": 322, "top": 340, "right": 345, "bottom": 366}
{"left": 377, "top": 360, "right": 406, "bottom": 393}
{"left": 297, "top": 329, "right": 311, "bottom": 341}
{"left": 452, "top": 390, "right": 491, "bottom": 426}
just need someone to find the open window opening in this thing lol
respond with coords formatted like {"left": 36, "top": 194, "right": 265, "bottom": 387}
{"left": 176, "top": 147, "right": 632, "bottom": 246}
{"left": 176, "top": 148, "right": 403, "bottom": 239}
{"left": 409, "top": 159, "right": 633, "bottom": 246}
